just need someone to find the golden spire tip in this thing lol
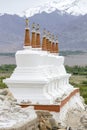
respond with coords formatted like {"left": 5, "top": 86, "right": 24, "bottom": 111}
{"left": 25, "top": 18, "right": 29, "bottom": 28}
{"left": 36, "top": 24, "right": 40, "bottom": 31}
{"left": 32, "top": 22, "right": 35, "bottom": 29}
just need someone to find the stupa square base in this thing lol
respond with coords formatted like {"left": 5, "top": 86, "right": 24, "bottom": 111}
{"left": 20, "top": 88, "right": 79, "bottom": 112}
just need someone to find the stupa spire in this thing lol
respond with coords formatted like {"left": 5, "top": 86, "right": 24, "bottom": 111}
{"left": 36, "top": 24, "right": 40, "bottom": 48}
{"left": 24, "top": 18, "right": 31, "bottom": 46}
{"left": 48, "top": 33, "right": 51, "bottom": 52}
{"left": 55, "top": 36, "right": 59, "bottom": 54}
{"left": 42, "top": 29, "right": 47, "bottom": 51}
{"left": 46, "top": 31, "right": 50, "bottom": 51}
{"left": 31, "top": 23, "right": 36, "bottom": 48}
{"left": 25, "top": 18, "right": 29, "bottom": 28}
{"left": 49, "top": 34, "right": 52, "bottom": 52}
{"left": 50, "top": 35, "right": 55, "bottom": 53}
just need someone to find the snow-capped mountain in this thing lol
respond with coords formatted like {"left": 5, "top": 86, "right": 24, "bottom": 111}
{"left": 25, "top": 0, "right": 87, "bottom": 17}
{"left": 0, "top": 0, "right": 87, "bottom": 52}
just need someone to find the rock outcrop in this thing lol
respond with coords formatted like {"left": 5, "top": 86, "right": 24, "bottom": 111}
{"left": 0, "top": 89, "right": 38, "bottom": 130}
{"left": 0, "top": 88, "right": 86, "bottom": 130}
{"left": 36, "top": 110, "right": 66, "bottom": 130}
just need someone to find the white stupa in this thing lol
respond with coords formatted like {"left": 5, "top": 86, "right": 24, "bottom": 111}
{"left": 4, "top": 19, "right": 84, "bottom": 113}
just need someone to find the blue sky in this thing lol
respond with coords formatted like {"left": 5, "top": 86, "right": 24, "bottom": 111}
{"left": 0, "top": 0, "right": 48, "bottom": 15}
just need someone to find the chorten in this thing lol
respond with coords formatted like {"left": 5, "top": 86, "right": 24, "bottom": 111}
{"left": 4, "top": 19, "right": 84, "bottom": 115}
{"left": 24, "top": 18, "right": 31, "bottom": 48}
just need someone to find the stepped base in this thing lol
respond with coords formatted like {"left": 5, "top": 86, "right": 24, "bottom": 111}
{"left": 19, "top": 88, "right": 79, "bottom": 112}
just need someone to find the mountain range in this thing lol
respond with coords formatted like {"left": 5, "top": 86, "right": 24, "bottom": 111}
{"left": 25, "top": 0, "right": 87, "bottom": 17}
{"left": 0, "top": 0, "right": 87, "bottom": 52}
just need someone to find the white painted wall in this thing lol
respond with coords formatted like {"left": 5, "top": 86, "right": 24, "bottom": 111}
{"left": 4, "top": 48, "right": 74, "bottom": 104}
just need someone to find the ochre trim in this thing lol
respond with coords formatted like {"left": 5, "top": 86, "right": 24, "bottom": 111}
{"left": 24, "top": 29, "right": 31, "bottom": 46}
{"left": 60, "top": 89, "right": 79, "bottom": 108}
{"left": 46, "top": 38, "right": 49, "bottom": 51}
{"left": 50, "top": 42, "right": 55, "bottom": 53}
{"left": 55, "top": 43, "right": 59, "bottom": 53}
{"left": 48, "top": 40, "right": 51, "bottom": 52}
{"left": 42, "top": 37, "right": 46, "bottom": 51}
{"left": 36, "top": 33, "right": 40, "bottom": 48}
{"left": 31, "top": 32, "right": 36, "bottom": 48}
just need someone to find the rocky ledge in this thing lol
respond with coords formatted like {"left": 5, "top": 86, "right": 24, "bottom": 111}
{"left": 0, "top": 88, "right": 87, "bottom": 130}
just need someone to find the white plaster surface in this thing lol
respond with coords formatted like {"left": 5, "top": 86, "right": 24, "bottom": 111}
{"left": 51, "top": 93, "right": 85, "bottom": 126}
{"left": 3, "top": 48, "right": 78, "bottom": 104}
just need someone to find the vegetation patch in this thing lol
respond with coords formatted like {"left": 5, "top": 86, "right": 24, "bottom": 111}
{"left": 0, "top": 64, "right": 16, "bottom": 89}
{"left": 65, "top": 66, "right": 87, "bottom": 104}
{"left": 65, "top": 65, "right": 87, "bottom": 75}
{"left": 0, "top": 64, "right": 16, "bottom": 73}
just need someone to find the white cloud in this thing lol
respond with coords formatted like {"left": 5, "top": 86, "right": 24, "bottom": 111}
{"left": 0, "top": 0, "right": 48, "bottom": 15}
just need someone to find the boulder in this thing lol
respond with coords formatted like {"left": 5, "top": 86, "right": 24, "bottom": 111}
{"left": 0, "top": 89, "right": 8, "bottom": 95}
{"left": 49, "top": 117, "right": 58, "bottom": 130}
{"left": 80, "top": 114, "right": 87, "bottom": 128}
{"left": 39, "top": 122, "right": 48, "bottom": 130}
{"left": 0, "top": 95, "right": 5, "bottom": 101}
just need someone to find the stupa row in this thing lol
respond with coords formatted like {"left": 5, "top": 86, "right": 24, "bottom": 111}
{"left": 24, "top": 19, "right": 59, "bottom": 54}
{"left": 4, "top": 19, "right": 76, "bottom": 105}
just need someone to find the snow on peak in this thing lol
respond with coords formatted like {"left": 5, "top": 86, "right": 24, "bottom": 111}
{"left": 24, "top": 0, "right": 87, "bottom": 17}
{"left": 24, "top": 2, "right": 57, "bottom": 17}
{"left": 0, "top": 13, "right": 5, "bottom": 16}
